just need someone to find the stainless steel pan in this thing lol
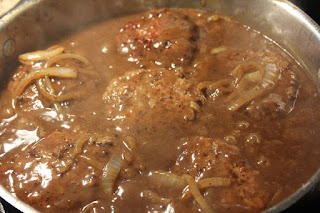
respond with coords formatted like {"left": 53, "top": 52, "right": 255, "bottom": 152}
{"left": 1, "top": 0, "right": 320, "bottom": 212}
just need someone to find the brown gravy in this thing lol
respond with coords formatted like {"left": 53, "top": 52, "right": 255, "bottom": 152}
{"left": 0, "top": 8, "right": 320, "bottom": 213}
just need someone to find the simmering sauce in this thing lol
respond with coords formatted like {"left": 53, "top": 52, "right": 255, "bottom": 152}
{"left": 0, "top": 8, "right": 320, "bottom": 213}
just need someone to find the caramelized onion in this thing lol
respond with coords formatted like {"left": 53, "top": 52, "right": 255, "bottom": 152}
{"left": 13, "top": 67, "right": 77, "bottom": 105}
{"left": 43, "top": 76, "right": 63, "bottom": 113}
{"left": 228, "top": 85, "right": 265, "bottom": 111}
{"left": 101, "top": 156, "right": 123, "bottom": 196}
{"left": 245, "top": 71, "right": 262, "bottom": 83}
{"left": 231, "top": 62, "right": 264, "bottom": 83}
{"left": 18, "top": 45, "right": 64, "bottom": 64}
{"left": 78, "top": 69, "right": 100, "bottom": 77}
{"left": 148, "top": 171, "right": 187, "bottom": 189}
{"left": 183, "top": 174, "right": 215, "bottom": 213}
{"left": 182, "top": 177, "right": 231, "bottom": 200}
{"left": 74, "top": 135, "right": 90, "bottom": 155}
{"left": 14, "top": 67, "right": 77, "bottom": 95}
{"left": 142, "top": 190, "right": 172, "bottom": 204}
{"left": 36, "top": 79, "right": 81, "bottom": 102}
{"left": 262, "top": 64, "right": 279, "bottom": 87}
{"left": 198, "top": 177, "right": 231, "bottom": 189}
{"left": 16, "top": 47, "right": 96, "bottom": 110}
{"left": 228, "top": 63, "right": 279, "bottom": 111}
{"left": 45, "top": 53, "right": 90, "bottom": 67}
{"left": 210, "top": 46, "right": 227, "bottom": 55}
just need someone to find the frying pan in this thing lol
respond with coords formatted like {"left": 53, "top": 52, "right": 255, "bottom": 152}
{"left": 0, "top": 0, "right": 320, "bottom": 212}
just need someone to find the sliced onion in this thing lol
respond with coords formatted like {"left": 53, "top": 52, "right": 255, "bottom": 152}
{"left": 42, "top": 76, "right": 63, "bottom": 113}
{"left": 142, "top": 190, "right": 172, "bottom": 205}
{"left": 36, "top": 79, "right": 81, "bottom": 102}
{"left": 228, "top": 85, "right": 265, "bottom": 111}
{"left": 101, "top": 156, "right": 123, "bottom": 196}
{"left": 183, "top": 174, "right": 215, "bottom": 213}
{"left": 210, "top": 46, "right": 227, "bottom": 55}
{"left": 74, "top": 135, "right": 90, "bottom": 155}
{"left": 198, "top": 177, "right": 231, "bottom": 189}
{"left": 45, "top": 53, "right": 90, "bottom": 67}
{"left": 18, "top": 45, "right": 64, "bottom": 64}
{"left": 148, "top": 171, "right": 187, "bottom": 190}
{"left": 262, "top": 63, "right": 279, "bottom": 86}
{"left": 43, "top": 76, "right": 56, "bottom": 94}
{"left": 78, "top": 69, "right": 100, "bottom": 78}
{"left": 182, "top": 177, "right": 231, "bottom": 200}
{"left": 228, "top": 63, "right": 279, "bottom": 111}
{"left": 13, "top": 67, "right": 77, "bottom": 102}
{"left": 245, "top": 71, "right": 262, "bottom": 83}
{"left": 231, "top": 62, "right": 264, "bottom": 83}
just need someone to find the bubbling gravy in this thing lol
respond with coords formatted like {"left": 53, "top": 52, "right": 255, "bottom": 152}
{"left": 0, "top": 8, "right": 320, "bottom": 213}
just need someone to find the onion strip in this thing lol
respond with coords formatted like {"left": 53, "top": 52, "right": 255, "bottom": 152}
{"left": 142, "top": 190, "right": 172, "bottom": 205}
{"left": 13, "top": 67, "right": 77, "bottom": 103}
{"left": 245, "top": 71, "right": 262, "bottom": 83}
{"left": 74, "top": 135, "right": 90, "bottom": 155}
{"left": 228, "top": 63, "right": 279, "bottom": 111}
{"left": 148, "top": 171, "right": 187, "bottom": 189}
{"left": 210, "top": 46, "right": 227, "bottom": 55}
{"left": 43, "top": 76, "right": 63, "bottom": 113}
{"left": 231, "top": 62, "right": 264, "bottom": 83}
{"left": 182, "top": 177, "right": 231, "bottom": 200}
{"left": 78, "top": 69, "right": 100, "bottom": 78}
{"left": 45, "top": 53, "right": 90, "bottom": 67}
{"left": 36, "top": 79, "right": 81, "bottom": 102}
{"left": 18, "top": 45, "right": 64, "bottom": 64}
{"left": 101, "top": 156, "right": 123, "bottom": 196}
{"left": 183, "top": 174, "right": 215, "bottom": 213}
{"left": 45, "top": 53, "right": 99, "bottom": 77}
{"left": 228, "top": 85, "right": 266, "bottom": 111}
{"left": 15, "top": 46, "right": 97, "bottom": 111}
{"left": 198, "top": 177, "right": 231, "bottom": 189}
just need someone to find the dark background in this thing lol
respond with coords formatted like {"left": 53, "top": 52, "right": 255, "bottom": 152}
{"left": 291, "top": 0, "right": 320, "bottom": 23}
{"left": 1, "top": 0, "right": 320, "bottom": 212}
